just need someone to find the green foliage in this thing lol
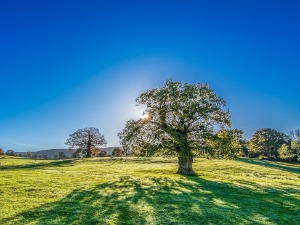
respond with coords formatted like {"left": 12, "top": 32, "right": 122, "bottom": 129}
{"left": 0, "top": 157, "right": 299, "bottom": 224}
{"left": 98, "top": 150, "right": 107, "bottom": 157}
{"left": 119, "top": 80, "right": 231, "bottom": 174}
{"left": 65, "top": 127, "right": 107, "bottom": 158}
{"left": 5, "top": 150, "right": 15, "bottom": 156}
{"left": 0, "top": 148, "right": 5, "bottom": 155}
{"left": 278, "top": 144, "right": 297, "bottom": 162}
{"left": 112, "top": 147, "right": 124, "bottom": 157}
{"left": 290, "top": 129, "right": 300, "bottom": 161}
{"left": 207, "top": 129, "right": 243, "bottom": 159}
{"left": 249, "top": 128, "right": 289, "bottom": 159}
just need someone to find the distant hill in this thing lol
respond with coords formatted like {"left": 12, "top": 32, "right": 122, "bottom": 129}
{"left": 18, "top": 147, "right": 121, "bottom": 159}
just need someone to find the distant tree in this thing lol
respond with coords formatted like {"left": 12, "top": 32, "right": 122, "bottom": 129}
{"left": 54, "top": 154, "right": 58, "bottom": 160}
{"left": 0, "top": 148, "right": 5, "bottom": 155}
{"left": 112, "top": 147, "right": 124, "bottom": 157}
{"left": 98, "top": 150, "right": 108, "bottom": 157}
{"left": 65, "top": 127, "right": 107, "bottom": 158}
{"left": 5, "top": 150, "right": 16, "bottom": 156}
{"left": 26, "top": 152, "right": 32, "bottom": 158}
{"left": 207, "top": 129, "right": 243, "bottom": 159}
{"left": 58, "top": 152, "right": 68, "bottom": 159}
{"left": 70, "top": 149, "right": 81, "bottom": 158}
{"left": 119, "top": 80, "right": 231, "bottom": 175}
{"left": 42, "top": 154, "right": 49, "bottom": 160}
{"left": 249, "top": 128, "right": 289, "bottom": 159}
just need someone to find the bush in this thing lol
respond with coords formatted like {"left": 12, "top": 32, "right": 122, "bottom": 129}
{"left": 112, "top": 147, "right": 124, "bottom": 157}
{"left": 98, "top": 151, "right": 107, "bottom": 157}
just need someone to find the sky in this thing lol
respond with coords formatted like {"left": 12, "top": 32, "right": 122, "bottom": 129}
{"left": 1, "top": 0, "right": 300, "bottom": 152}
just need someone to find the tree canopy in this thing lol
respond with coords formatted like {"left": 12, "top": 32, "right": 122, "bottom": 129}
{"left": 249, "top": 128, "right": 289, "bottom": 159}
{"left": 119, "top": 80, "right": 231, "bottom": 175}
{"left": 207, "top": 129, "right": 243, "bottom": 159}
{"left": 112, "top": 147, "right": 124, "bottom": 157}
{"left": 65, "top": 127, "right": 107, "bottom": 158}
{"left": 5, "top": 150, "right": 15, "bottom": 156}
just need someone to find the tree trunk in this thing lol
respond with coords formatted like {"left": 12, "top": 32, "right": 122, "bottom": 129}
{"left": 177, "top": 154, "right": 196, "bottom": 175}
{"left": 86, "top": 132, "right": 92, "bottom": 158}
{"left": 86, "top": 150, "right": 92, "bottom": 158}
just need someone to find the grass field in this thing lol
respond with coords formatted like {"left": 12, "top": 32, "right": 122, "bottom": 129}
{"left": 0, "top": 156, "right": 299, "bottom": 225}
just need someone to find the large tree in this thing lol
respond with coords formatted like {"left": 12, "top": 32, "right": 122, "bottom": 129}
{"left": 249, "top": 128, "right": 289, "bottom": 159}
{"left": 65, "top": 127, "right": 107, "bottom": 158}
{"left": 119, "top": 80, "right": 231, "bottom": 175}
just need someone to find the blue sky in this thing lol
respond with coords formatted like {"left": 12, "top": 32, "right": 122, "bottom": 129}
{"left": 1, "top": 0, "right": 300, "bottom": 151}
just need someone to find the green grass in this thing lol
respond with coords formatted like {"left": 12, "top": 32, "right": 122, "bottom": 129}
{"left": 0, "top": 156, "right": 299, "bottom": 225}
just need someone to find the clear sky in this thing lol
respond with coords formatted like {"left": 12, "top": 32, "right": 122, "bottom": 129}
{"left": 1, "top": 0, "right": 300, "bottom": 152}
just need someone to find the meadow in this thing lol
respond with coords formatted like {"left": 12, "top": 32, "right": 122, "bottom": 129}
{"left": 0, "top": 156, "right": 299, "bottom": 225}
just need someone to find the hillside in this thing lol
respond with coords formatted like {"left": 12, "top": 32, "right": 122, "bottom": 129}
{"left": 0, "top": 157, "right": 299, "bottom": 224}
{"left": 19, "top": 147, "right": 119, "bottom": 158}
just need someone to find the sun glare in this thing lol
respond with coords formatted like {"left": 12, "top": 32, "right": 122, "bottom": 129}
{"left": 143, "top": 113, "right": 149, "bottom": 119}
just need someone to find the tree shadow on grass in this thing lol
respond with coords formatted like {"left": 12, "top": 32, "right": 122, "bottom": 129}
{"left": 0, "top": 159, "right": 78, "bottom": 170}
{"left": 1, "top": 175, "right": 299, "bottom": 225}
{"left": 239, "top": 158, "right": 300, "bottom": 174}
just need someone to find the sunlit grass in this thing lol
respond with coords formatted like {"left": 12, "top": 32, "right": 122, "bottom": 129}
{"left": 0, "top": 156, "right": 299, "bottom": 224}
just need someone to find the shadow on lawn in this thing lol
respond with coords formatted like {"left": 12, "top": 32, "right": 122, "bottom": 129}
{"left": 1, "top": 176, "right": 299, "bottom": 225}
{"left": 239, "top": 158, "right": 300, "bottom": 174}
{"left": 0, "top": 159, "right": 78, "bottom": 170}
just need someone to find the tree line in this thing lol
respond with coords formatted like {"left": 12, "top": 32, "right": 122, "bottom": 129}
{"left": 248, "top": 128, "right": 300, "bottom": 162}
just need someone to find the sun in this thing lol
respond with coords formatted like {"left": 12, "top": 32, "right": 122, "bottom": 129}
{"left": 143, "top": 113, "right": 149, "bottom": 119}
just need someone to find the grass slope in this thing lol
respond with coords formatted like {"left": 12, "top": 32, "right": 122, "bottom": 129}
{"left": 0, "top": 156, "right": 299, "bottom": 225}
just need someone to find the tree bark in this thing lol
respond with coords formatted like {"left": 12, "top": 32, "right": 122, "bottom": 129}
{"left": 177, "top": 154, "right": 196, "bottom": 175}
{"left": 86, "top": 132, "right": 92, "bottom": 158}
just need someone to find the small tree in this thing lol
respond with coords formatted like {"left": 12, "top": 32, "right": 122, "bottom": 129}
{"left": 26, "top": 152, "right": 32, "bottom": 158}
{"left": 0, "top": 148, "right": 5, "bottom": 155}
{"left": 70, "top": 149, "right": 81, "bottom": 158}
{"left": 58, "top": 152, "right": 68, "bottom": 159}
{"left": 119, "top": 80, "right": 231, "bottom": 175}
{"left": 98, "top": 150, "right": 108, "bottom": 157}
{"left": 65, "top": 127, "right": 107, "bottom": 158}
{"left": 5, "top": 150, "right": 15, "bottom": 156}
{"left": 112, "top": 147, "right": 124, "bottom": 157}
